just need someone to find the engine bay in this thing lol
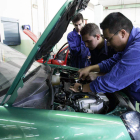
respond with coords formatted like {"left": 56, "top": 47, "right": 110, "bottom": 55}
{"left": 50, "top": 68, "right": 135, "bottom": 115}
{"left": 13, "top": 65, "right": 135, "bottom": 116}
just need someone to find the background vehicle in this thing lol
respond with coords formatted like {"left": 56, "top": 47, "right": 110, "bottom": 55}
{"left": 23, "top": 29, "right": 71, "bottom": 66}
{"left": 38, "top": 42, "right": 71, "bottom": 66}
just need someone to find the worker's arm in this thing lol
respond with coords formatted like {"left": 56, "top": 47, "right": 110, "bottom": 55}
{"left": 78, "top": 52, "right": 121, "bottom": 80}
{"left": 67, "top": 33, "right": 81, "bottom": 55}
{"left": 78, "top": 64, "right": 100, "bottom": 80}
{"left": 73, "top": 47, "right": 140, "bottom": 93}
{"left": 70, "top": 83, "right": 92, "bottom": 92}
{"left": 88, "top": 72, "right": 106, "bottom": 81}
{"left": 90, "top": 44, "right": 140, "bottom": 93}
{"left": 70, "top": 72, "right": 105, "bottom": 92}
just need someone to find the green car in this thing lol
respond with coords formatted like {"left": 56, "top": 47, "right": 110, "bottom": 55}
{"left": 0, "top": 0, "right": 140, "bottom": 139}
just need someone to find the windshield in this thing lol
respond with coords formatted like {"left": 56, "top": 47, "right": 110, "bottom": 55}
{"left": 0, "top": 43, "right": 27, "bottom": 96}
{"left": 0, "top": 43, "right": 41, "bottom": 97}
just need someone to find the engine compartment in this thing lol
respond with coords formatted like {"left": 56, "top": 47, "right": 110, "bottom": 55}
{"left": 51, "top": 68, "right": 135, "bottom": 115}
{"left": 12, "top": 65, "right": 135, "bottom": 116}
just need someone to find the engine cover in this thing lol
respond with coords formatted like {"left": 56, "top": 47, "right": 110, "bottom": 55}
{"left": 76, "top": 93, "right": 109, "bottom": 114}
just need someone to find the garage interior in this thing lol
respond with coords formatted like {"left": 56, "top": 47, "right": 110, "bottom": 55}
{"left": 0, "top": 0, "right": 140, "bottom": 139}
{"left": 0, "top": 0, "right": 140, "bottom": 111}
{"left": 0, "top": 0, "right": 139, "bottom": 54}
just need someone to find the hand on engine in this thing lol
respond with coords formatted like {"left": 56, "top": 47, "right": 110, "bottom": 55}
{"left": 78, "top": 66, "right": 91, "bottom": 80}
{"left": 69, "top": 83, "right": 81, "bottom": 92}
{"left": 69, "top": 83, "right": 92, "bottom": 92}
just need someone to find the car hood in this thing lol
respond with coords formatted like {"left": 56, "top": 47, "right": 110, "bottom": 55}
{"left": 1, "top": 0, "right": 90, "bottom": 105}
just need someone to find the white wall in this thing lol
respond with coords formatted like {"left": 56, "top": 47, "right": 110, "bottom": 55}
{"left": 44, "top": 0, "right": 66, "bottom": 27}
{"left": 0, "top": 0, "right": 45, "bottom": 38}
{"left": 81, "top": 7, "right": 94, "bottom": 23}
{"left": 0, "top": 0, "right": 46, "bottom": 55}
{"left": 0, "top": 0, "right": 32, "bottom": 39}
{"left": 1, "top": 0, "right": 139, "bottom": 55}
{"left": 0, "top": 0, "right": 96, "bottom": 54}
{"left": 103, "top": 7, "right": 140, "bottom": 28}
{"left": 94, "top": 5, "right": 103, "bottom": 28}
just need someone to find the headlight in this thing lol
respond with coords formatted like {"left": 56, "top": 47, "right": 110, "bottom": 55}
{"left": 120, "top": 111, "right": 140, "bottom": 140}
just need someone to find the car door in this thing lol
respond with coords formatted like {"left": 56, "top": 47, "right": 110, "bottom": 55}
{"left": 51, "top": 43, "right": 70, "bottom": 66}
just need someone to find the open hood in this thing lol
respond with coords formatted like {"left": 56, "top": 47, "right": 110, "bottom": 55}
{"left": 1, "top": 0, "right": 90, "bottom": 105}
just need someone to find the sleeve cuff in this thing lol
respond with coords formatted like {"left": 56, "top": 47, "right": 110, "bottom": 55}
{"left": 90, "top": 81, "right": 97, "bottom": 93}
{"left": 98, "top": 62, "right": 104, "bottom": 73}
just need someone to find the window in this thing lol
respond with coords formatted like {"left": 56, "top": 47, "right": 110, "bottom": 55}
{"left": 1, "top": 17, "right": 21, "bottom": 46}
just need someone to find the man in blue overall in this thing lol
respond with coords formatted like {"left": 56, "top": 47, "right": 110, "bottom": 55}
{"left": 80, "top": 23, "right": 116, "bottom": 65}
{"left": 71, "top": 12, "right": 140, "bottom": 106}
{"left": 67, "top": 13, "right": 90, "bottom": 68}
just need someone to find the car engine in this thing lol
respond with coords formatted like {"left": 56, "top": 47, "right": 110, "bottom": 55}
{"left": 13, "top": 65, "right": 135, "bottom": 116}
{"left": 51, "top": 68, "right": 111, "bottom": 114}
{"left": 50, "top": 68, "right": 136, "bottom": 115}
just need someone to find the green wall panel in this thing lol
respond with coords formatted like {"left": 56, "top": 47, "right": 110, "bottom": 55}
{"left": 11, "top": 40, "right": 35, "bottom": 56}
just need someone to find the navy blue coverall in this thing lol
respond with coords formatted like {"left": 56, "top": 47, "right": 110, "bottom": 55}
{"left": 90, "top": 27, "right": 140, "bottom": 103}
{"left": 67, "top": 29, "right": 90, "bottom": 68}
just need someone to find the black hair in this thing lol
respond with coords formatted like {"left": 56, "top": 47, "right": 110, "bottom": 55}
{"left": 100, "top": 12, "right": 133, "bottom": 34}
{"left": 80, "top": 23, "right": 101, "bottom": 37}
{"left": 72, "top": 13, "right": 83, "bottom": 23}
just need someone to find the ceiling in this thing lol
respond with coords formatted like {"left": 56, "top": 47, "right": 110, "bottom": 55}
{"left": 90, "top": 0, "right": 140, "bottom": 6}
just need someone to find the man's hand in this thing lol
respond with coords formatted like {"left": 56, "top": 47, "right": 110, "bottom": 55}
{"left": 78, "top": 64, "right": 101, "bottom": 80}
{"left": 78, "top": 66, "right": 91, "bottom": 80}
{"left": 69, "top": 83, "right": 81, "bottom": 92}
{"left": 70, "top": 83, "right": 92, "bottom": 92}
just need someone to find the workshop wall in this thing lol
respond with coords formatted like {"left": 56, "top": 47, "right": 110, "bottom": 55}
{"left": 0, "top": 0, "right": 95, "bottom": 55}
{"left": 103, "top": 7, "right": 140, "bottom": 28}
{"left": 1, "top": 0, "right": 140, "bottom": 56}
{"left": 0, "top": 0, "right": 46, "bottom": 56}
{"left": 0, "top": 0, "right": 32, "bottom": 56}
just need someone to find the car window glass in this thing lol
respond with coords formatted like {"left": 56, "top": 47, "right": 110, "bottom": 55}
{"left": 57, "top": 47, "right": 68, "bottom": 61}
{"left": 0, "top": 43, "right": 41, "bottom": 97}
{"left": 0, "top": 43, "right": 27, "bottom": 96}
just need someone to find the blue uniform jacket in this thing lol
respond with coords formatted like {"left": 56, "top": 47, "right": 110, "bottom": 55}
{"left": 90, "top": 27, "right": 140, "bottom": 103}
{"left": 67, "top": 29, "right": 90, "bottom": 68}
